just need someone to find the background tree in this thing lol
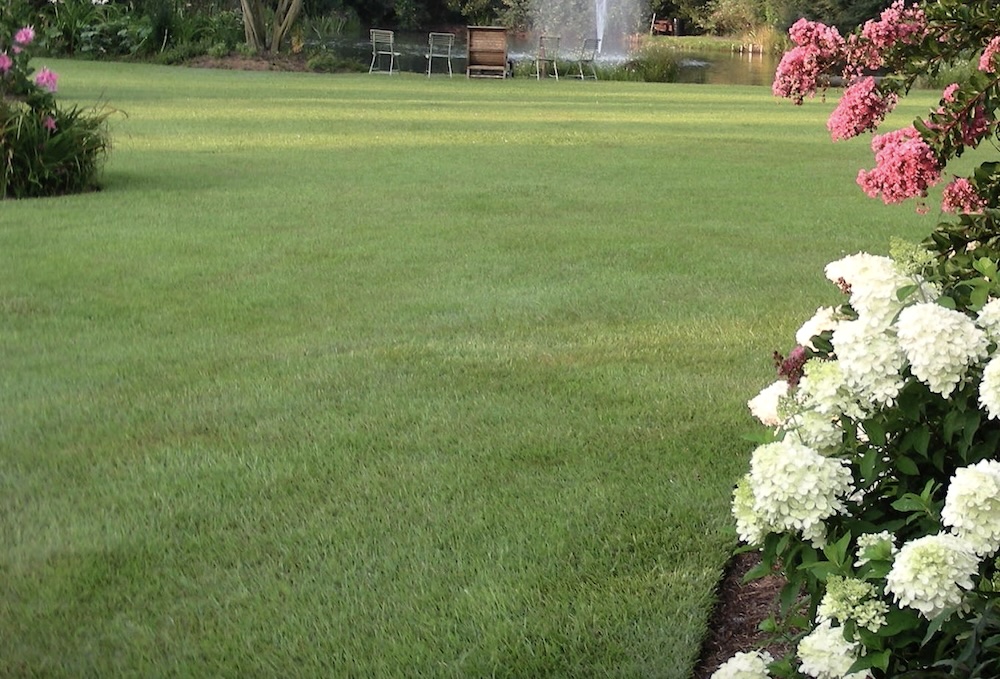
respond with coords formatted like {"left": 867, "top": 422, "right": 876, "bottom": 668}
{"left": 240, "top": 0, "right": 303, "bottom": 53}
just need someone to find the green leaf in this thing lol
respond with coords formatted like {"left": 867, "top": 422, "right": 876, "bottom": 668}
{"left": 892, "top": 495, "right": 926, "bottom": 512}
{"left": 895, "top": 455, "right": 920, "bottom": 476}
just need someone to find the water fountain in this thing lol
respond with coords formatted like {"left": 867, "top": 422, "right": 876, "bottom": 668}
{"left": 529, "top": 0, "right": 644, "bottom": 56}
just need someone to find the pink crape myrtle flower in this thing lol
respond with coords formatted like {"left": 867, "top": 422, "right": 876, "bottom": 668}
{"left": 942, "top": 178, "right": 986, "bottom": 214}
{"left": 34, "top": 68, "right": 58, "bottom": 93}
{"left": 857, "top": 125, "right": 941, "bottom": 204}
{"left": 42, "top": 115, "right": 57, "bottom": 133}
{"left": 943, "top": 83, "right": 960, "bottom": 103}
{"left": 961, "top": 104, "right": 991, "bottom": 147}
{"left": 773, "top": 19, "right": 845, "bottom": 104}
{"left": 13, "top": 25, "right": 35, "bottom": 53}
{"left": 0, "top": 52, "right": 11, "bottom": 74}
{"left": 862, "top": 0, "right": 927, "bottom": 51}
{"left": 827, "top": 76, "right": 898, "bottom": 140}
{"left": 980, "top": 36, "right": 1000, "bottom": 73}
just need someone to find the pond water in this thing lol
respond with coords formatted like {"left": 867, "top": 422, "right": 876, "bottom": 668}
{"left": 323, "top": 31, "right": 778, "bottom": 87}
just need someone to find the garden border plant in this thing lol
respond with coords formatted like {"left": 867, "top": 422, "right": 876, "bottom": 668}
{"left": 713, "top": 1, "right": 1000, "bottom": 678}
{"left": 0, "top": 23, "right": 112, "bottom": 199}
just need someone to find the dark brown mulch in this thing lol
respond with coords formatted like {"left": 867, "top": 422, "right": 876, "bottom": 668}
{"left": 185, "top": 54, "right": 311, "bottom": 72}
{"left": 692, "top": 551, "right": 790, "bottom": 678}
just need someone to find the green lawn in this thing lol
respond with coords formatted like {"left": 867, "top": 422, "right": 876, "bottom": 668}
{"left": 1, "top": 63, "right": 939, "bottom": 677}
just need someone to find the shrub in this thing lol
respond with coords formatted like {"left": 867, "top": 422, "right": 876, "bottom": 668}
{"left": 1, "top": 25, "right": 112, "bottom": 199}
{"left": 714, "top": 2, "right": 1000, "bottom": 677}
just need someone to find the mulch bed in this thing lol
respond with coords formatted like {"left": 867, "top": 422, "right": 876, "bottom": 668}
{"left": 692, "top": 551, "right": 790, "bottom": 677}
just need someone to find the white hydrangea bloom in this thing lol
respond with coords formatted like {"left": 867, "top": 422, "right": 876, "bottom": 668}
{"left": 749, "top": 441, "right": 854, "bottom": 546}
{"left": 942, "top": 459, "right": 1000, "bottom": 556}
{"left": 797, "top": 620, "right": 870, "bottom": 679}
{"left": 855, "top": 531, "right": 898, "bottom": 567}
{"left": 817, "top": 576, "right": 889, "bottom": 633}
{"left": 896, "top": 303, "right": 988, "bottom": 397}
{"left": 885, "top": 533, "right": 980, "bottom": 619}
{"left": 825, "top": 252, "right": 937, "bottom": 330}
{"left": 710, "top": 650, "right": 774, "bottom": 679}
{"left": 977, "top": 298, "right": 1000, "bottom": 343}
{"left": 832, "top": 320, "right": 906, "bottom": 407}
{"left": 979, "top": 356, "right": 1000, "bottom": 419}
{"left": 747, "top": 380, "right": 789, "bottom": 427}
{"left": 796, "top": 306, "right": 841, "bottom": 350}
{"left": 733, "top": 474, "right": 768, "bottom": 546}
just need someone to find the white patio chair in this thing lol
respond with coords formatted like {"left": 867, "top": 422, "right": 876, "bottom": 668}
{"left": 425, "top": 32, "right": 455, "bottom": 77}
{"left": 369, "top": 29, "right": 400, "bottom": 74}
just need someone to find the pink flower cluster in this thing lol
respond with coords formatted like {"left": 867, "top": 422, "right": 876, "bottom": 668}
{"left": 13, "top": 25, "right": 34, "bottom": 54}
{"left": 772, "top": 19, "right": 845, "bottom": 104}
{"left": 980, "top": 36, "right": 1000, "bottom": 73}
{"left": 827, "top": 76, "right": 898, "bottom": 141}
{"left": 34, "top": 68, "right": 58, "bottom": 93}
{"left": 857, "top": 126, "right": 941, "bottom": 204}
{"left": 0, "top": 52, "right": 11, "bottom": 74}
{"left": 942, "top": 178, "right": 986, "bottom": 214}
{"left": 862, "top": 0, "right": 927, "bottom": 51}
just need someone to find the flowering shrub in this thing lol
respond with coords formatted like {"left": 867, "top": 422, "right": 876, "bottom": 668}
{"left": 0, "top": 24, "right": 111, "bottom": 198}
{"left": 714, "top": 1, "right": 1000, "bottom": 677}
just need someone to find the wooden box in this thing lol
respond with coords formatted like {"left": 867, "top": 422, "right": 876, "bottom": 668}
{"left": 466, "top": 26, "right": 508, "bottom": 78}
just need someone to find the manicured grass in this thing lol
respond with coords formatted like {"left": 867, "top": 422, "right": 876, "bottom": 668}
{"left": 2, "top": 63, "right": 939, "bottom": 677}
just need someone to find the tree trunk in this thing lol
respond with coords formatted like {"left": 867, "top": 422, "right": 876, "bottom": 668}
{"left": 240, "top": 0, "right": 267, "bottom": 53}
{"left": 270, "top": 0, "right": 305, "bottom": 54}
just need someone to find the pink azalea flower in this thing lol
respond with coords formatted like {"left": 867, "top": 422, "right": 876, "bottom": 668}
{"left": 980, "top": 36, "right": 1000, "bottom": 73}
{"left": 857, "top": 126, "right": 941, "bottom": 204}
{"left": 42, "top": 116, "right": 57, "bottom": 133}
{"left": 827, "top": 76, "right": 898, "bottom": 141}
{"left": 0, "top": 52, "right": 11, "bottom": 74}
{"left": 34, "top": 68, "right": 58, "bottom": 93}
{"left": 942, "top": 178, "right": 986, "bottom": 214}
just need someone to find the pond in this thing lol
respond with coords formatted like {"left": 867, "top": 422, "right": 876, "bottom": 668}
{"left": 322, "top": 31, "right": 779, "bottom": 87}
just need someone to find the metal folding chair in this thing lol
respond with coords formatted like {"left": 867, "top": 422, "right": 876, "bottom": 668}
{"left": 534, "top": 35, "right": 560, "bottom": 80}
{"left": 369, "top": 29, "right": 399, "bottom": 74}
{"left": 576, "top": 38, "right": 600, "bottom": 79}
{"left": 425, "top": 32, "right": 455, "bottom": 77}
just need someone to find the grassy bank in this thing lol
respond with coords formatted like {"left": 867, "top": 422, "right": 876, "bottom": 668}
{"left": 1, "top": 64, "right": 938, "bottom": 677}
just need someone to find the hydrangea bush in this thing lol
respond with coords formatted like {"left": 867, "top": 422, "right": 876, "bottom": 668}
{"left": 715, "top": 1, "right": 1000, "bottom": 677}
{"left": 1, "top": 24, "right": 111, "bottom": 198}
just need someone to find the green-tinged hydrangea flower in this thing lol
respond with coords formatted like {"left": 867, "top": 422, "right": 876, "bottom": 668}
{"left": 832, "top": 320, "right": 905, "bottom": 407}
{"left": 896, "top": 303, "right": 988, "bottom": 397}
{"left": 885, "top": 533, "right": 980, "bottom": 619}
{"left": 782, "top": 409, "right": 844, "bottom": 454}
{"left": 855, "top": 531, "right": 898, "bottom": 566}
{"left": 796, "top": 359, "right": 866, "bottom": 420}
{"left": 979, "top": 356, "right": 1000, "bottom": 419}
{"left": 733, "top": 474, "right": 767, "bottom": 546}
{"left": 749, "top": 441, "right": 854, "bottom": 547}
{"left": 942, "top": 459, "right": 1000, "bottom": 556}
{"left": 889, "top": 237, "right": 935, "bottom": 275}
{"left": 817, "top": 576, "right": 889, "bottom": 632}
{"left": 977, "top": 298, "right": 1000, "bottom": 343}
{"left": 710, "top": 650, "right": 774, "bottom": 679}
{"left": 797, "top": 620, "right": 870, "bottom": 679}
{"left": 747, "top": 380, "right": 789, "bottom": 427}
